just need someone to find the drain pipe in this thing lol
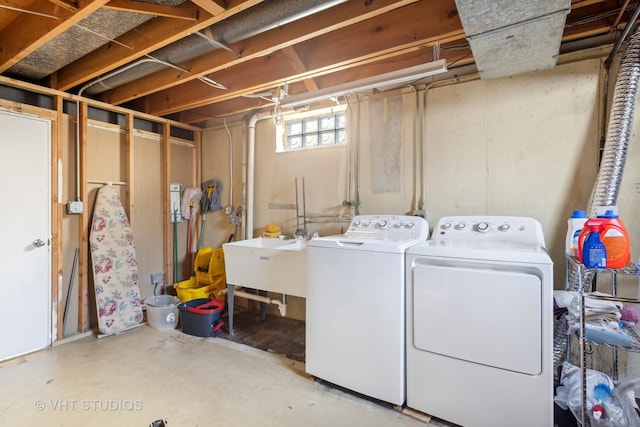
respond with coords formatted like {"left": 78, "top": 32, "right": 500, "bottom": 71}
{"left": 220, "top": 288, "right": 287, "bottom": 317}
{"left": 223, "top": 116, "right": 234, "bottom": 215}
{"left": 246, "top": 109, "right": 273, "bottom": 239}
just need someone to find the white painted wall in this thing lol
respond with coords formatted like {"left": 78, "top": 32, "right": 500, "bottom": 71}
{"left": 425, "top": 59, "right": 602, "bottom": 288}
{"left": 202, "top": 56, "right": 640, "bottom": 330}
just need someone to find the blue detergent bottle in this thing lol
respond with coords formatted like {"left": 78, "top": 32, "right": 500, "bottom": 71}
{"left": 581, "top": 222, "right": 607, "bottom": 269}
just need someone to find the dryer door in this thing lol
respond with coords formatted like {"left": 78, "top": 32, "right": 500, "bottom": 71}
{"left": 411, "top": 261, "right": 542, "bottom": 375}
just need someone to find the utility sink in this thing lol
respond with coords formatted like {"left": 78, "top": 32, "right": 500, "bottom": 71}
{"left": 222, "top": 237, "right": 307, "bottom": 297}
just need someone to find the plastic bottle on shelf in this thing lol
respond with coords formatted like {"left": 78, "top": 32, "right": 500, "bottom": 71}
{"left": 595, "top": 207, "right": 631, "bottom": 269}
{"left": 566, "top": 209, "right": 588, "bottom": 257}
{"left": 577, "top": 219, "right": 607, "bottom": 269}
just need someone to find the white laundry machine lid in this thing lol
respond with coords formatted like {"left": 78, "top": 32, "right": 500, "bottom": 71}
{"left": 407, "top": 215, "right": 551, "bottom": 264}
{"left": 308, "top": 214, "right": 429, "bottom": 253}
{"left": 407, "top": 239, "right": 552, "bottom": 264}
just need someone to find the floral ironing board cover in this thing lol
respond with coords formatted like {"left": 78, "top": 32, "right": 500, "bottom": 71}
{"left": 90, "top": 185, "right": 143, "bottom": 334}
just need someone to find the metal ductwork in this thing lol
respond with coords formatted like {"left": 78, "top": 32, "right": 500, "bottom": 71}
{"left": 553, "top": 24, "right": 640, "bottom": 370}
{"left": 81, "top": 0, "right": 347, "bottom": 96}
{"left": 455, "top": 0, "right": 570, "bottom": 79}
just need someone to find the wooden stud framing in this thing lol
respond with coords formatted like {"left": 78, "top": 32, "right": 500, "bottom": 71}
{"left": 52, "top": 95, "right": 64, "bottom": 340}
{"left": 125, "top": 112, "right": 135, "bottom": 223}
{"left": 162, "top": 122, "right": 171, "bottom": 284}
{"left": 0, "top": 76, "right": 200, "bottom": 334}
{"left": 77, "top": 101, "right": 89, "bottom": 333}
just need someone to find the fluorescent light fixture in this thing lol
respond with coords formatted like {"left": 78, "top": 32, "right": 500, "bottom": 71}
{"left": 281, "top": 59, "right": 447, "bottom": 108}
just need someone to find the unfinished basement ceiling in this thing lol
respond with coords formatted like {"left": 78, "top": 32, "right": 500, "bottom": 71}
{"left": 79, "top": 0, "right": 348, "bottom": 96}
{"left": 0, "top": 0, "right": 635, "bottom": 126}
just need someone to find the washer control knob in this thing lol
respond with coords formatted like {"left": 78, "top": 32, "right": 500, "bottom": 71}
{"left": 441, "top": 223, "right": 452, "bottom": 230}
{"left": 498, "top": 223, "right": 510, "bottom": 232}
{"left": 362, "top": 221, "right": 371, "bottom": 228}
{"left": 353, "top": 220, "right": 361, "bottom": 227}
{"left": 404, "top": 222, "right": 415, "bottom": 229}
{"left": 454, "top": 222, "right": 466, "bottom": 230}
{"left": 392, "top": 222, "right": 403, "bottom": 228}
{"left": 476, "top": 222, "right": 489, "bottom": 233}
{"left": 377, "top": 220, "right": 388, "bottom": 229}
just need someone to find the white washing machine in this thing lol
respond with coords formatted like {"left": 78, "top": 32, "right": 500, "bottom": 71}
{"left": 306, "top": 214, "right": 429, "bottom": 405}
{"left": 406, "top": 216, "right": 553, "bottom": 427}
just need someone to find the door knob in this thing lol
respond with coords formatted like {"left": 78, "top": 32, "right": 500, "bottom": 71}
{"left": 33, "top": 239, "right": 46, "bottom": 247}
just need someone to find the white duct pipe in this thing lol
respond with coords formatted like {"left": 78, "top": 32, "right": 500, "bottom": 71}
{"left": 246, "top": 110, "right": 273, "bottom": 239}
{"left": 224, "top": 116, "right": 234, "bottom": 212}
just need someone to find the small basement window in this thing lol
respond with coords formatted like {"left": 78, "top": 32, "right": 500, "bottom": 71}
{"left": 276, "top": 106, "right": 347, "bottom": 152}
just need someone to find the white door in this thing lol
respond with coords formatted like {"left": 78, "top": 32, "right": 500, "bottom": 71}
{"left": 0, "top": 110, "right": 51, "bottom": 361}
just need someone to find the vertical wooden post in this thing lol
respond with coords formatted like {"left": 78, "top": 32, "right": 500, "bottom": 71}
{"left": 125, "top": 113, "right": 135, "bottom": 223}
{"left": 52, "top": 96, "right": 64, "bottom": 340}
{"left": 77, "top": 101, "right": 89, "bottom": 333}
{"left": 194, "top": 129, "right": 201, "bottom": 187}
{"left": 162, "top": 123, "right": 171, "bottom": 284}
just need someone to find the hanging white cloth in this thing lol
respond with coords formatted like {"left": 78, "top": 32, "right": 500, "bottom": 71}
{"left": 181, "top": 187, "right": 202, "bottom": 220}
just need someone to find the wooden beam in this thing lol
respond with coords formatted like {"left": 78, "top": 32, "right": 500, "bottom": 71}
{"left": 99, "top": 0, "right": 422, "bottom": 105}
{"left": 177, "top": 95, "right": 271, "bottom": 123}
{"left": 141, "top": 1, "right": 464, "bottom": 115}
{"left": 189, "top": 129, "right": 201, "bottom": 264}
{"left": 0, "top": 76, "right": 202, "bottom": 131}
{"left": 282, "top": 46, "right": 318, "bottom": 92}
{"left": 193, "top": 127, "right": 201, "bottom": 189}
{"left": 46, "top": 0, "right": 78, "bottom": 12}
{"left": 162, "top": 123, "right": 171, "bottom": 286}
{"left": 571, "top": 0, "right": 608, "bottom": 9}
{"left": 189, "top": 0, "right": 225, "bottom": 16}
{"left": 176, "top": 48, "right": 460, "bottom": 121}
{"left": 52, "top": 95, "right": 64, "bottom": 341}
{"left": 77, "top": 101, "right": 89, "bottom": 333}
{"left": 0, "top": 0, "right": 109, "bottom": 72}
{"left": 54, "top": 0, "right": 264, "bottom": 91}
{"left": 125, "top": 113, "right": 134, "bottom": 224}
{"left": 104, "top": 0, "right": 198, "bottom": 20}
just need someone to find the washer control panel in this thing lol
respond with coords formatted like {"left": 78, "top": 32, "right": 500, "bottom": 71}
{"left": 433, "top": 215, "right": 545, "bottom": 247}
{"left": 346, "top": 215, "right": 428, "bottom": 241}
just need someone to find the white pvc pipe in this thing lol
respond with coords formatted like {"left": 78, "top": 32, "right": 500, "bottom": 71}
{"left": 246, "top": 110, "right": 272, "bottom": 239}
{"left": 233, "top": 289, "right": 287, "bottom": 317}
{"left": 224, "top": 117, "right": 233, "bottom": 211}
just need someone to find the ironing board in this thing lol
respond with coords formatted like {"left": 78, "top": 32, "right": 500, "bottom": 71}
{"left": 90, "top": 185, "right": 143, "bottom": 334}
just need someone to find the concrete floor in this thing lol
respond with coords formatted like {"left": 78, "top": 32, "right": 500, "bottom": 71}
{"left": 0, "top": 325, "right": 451, "bottom": 427}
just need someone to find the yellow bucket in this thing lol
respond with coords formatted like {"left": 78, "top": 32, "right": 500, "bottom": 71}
{"left": 174, "top": 275, "right": 226, "bottom": 302}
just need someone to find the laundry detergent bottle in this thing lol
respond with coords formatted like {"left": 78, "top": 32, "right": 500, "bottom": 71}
{"left": 577, "top": 220, "right": 607, "bottom": 269}
{"left": 596, "top": 207, "right": 631, "bottom": 268}
{"left": 566, "top": 209, "right": 587, "bottom": 257}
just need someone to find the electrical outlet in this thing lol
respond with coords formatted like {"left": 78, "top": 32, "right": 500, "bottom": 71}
{"left": 150, "top": 272, "right": 164, "bottom": 285}
{"left": 66, "top": 200, "right": 84, "bottom": 214}
{"left": 413, "top": 209, "right": 425, "bottom": 218}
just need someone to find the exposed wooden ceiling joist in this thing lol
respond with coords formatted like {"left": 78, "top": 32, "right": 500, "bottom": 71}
{"left": 0, "top": 0, "right": 630, "bottom": 126}
{"left": 52, "top": 0, "right": 264, "bottom": 91}
{"left": 102, "top": 0, "right": 198, "bottom": 21}
{"left": 99, "top": 0, "right": 422, "bottom": 106}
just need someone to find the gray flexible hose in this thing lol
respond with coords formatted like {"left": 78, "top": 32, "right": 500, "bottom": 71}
{"left": 553, "top": 25, "right": 640, "bottom": 370}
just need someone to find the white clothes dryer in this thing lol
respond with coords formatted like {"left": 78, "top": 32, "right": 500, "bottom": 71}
{"left": 306, "top": 214, "right": 429, "bottom": 405}
{"left": 406, "top": 216, "right": 553, "bottom": 427}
